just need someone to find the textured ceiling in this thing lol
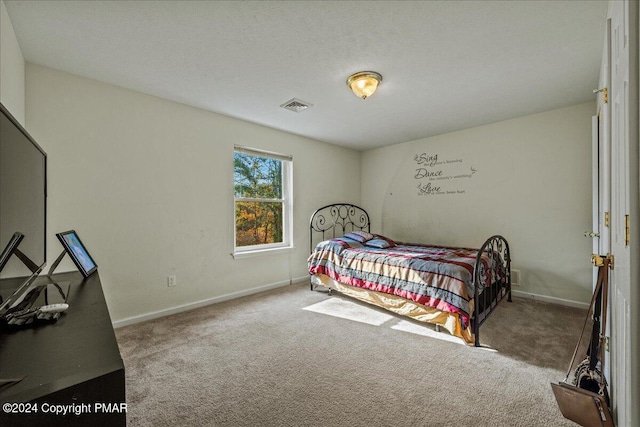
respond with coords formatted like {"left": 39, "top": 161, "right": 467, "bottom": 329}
{"left": 5, "top": 1, "right": 608, "bottom": 150}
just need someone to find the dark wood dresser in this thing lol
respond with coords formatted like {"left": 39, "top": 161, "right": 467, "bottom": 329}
{"left": 0, "top": 272, "right": 126, "bottom": 426}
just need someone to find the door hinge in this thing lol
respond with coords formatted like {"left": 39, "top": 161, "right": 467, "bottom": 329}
{"left": 594, "top": 87, "right": 608, "bottom": 104}
{"left": 625, "top": 215, "right": 630, "bottom": 246}
{"left": 604, "top": 211, "right": 610, "bottom": 227}
{"left": 592, "top": 253, "right": 614, "bottom": 269}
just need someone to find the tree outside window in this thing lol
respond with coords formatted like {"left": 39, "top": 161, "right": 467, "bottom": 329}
{"left": 234, "top": 148, "right": 292, "bottom": 252}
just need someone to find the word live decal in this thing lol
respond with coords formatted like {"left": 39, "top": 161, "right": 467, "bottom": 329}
{"left": 413, "top": 153, "right": 477, "bottom": 196}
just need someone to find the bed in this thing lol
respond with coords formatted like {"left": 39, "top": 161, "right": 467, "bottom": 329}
{"left": 307, "top": 203, "right": 511, "bottom": 347}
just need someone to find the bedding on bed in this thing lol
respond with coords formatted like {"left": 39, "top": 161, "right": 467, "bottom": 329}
{"left": 307, "top": 236, "right": 505, "bottom": 327}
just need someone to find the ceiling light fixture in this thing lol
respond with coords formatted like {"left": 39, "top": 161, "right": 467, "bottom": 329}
{"left": 346, "top": 71, "right": 382, "bottom": 99}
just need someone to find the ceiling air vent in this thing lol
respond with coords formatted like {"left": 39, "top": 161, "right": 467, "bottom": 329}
{"left": 280, "top": 98, "right": 313, "bottom": 113}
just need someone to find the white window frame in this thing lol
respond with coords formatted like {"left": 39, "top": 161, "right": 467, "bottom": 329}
{"left": 233, "top": 145, "right": 293, "bottom": 258}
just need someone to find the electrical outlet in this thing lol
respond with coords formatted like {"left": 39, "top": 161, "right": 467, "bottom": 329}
{"left": 167, "top": 275, "right": 176, "bottom": 287}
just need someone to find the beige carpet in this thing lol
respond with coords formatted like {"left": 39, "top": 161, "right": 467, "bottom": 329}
{"left": 115, "top": 282, "right": 587, "bottom": 427}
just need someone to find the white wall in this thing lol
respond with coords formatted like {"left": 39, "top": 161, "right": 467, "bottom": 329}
{"left": 24, "top": 62, "right": 596, "bottom": 319}
{"left": 362, "top": 102, "right": 595, "bottom": 304}
{"left": 0, "top": 0, "right": 25, "bottom": 124}
{"left": 26, "top": 64, "right": 360, "bottom": 324}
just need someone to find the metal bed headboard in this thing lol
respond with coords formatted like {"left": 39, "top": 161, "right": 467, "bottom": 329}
{"left": 309, "top": 203, "right": 370, "bottom": 253}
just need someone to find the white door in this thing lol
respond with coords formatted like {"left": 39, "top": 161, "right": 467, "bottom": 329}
{"left": 596, "top": 16, "right": 611, "bottom": 260}
{"left": 593, "top": 10, "right": 613, "bottom": 399}
{"left": 591, "top": 15, "right": 611, "bottom": 303}
{"left": 605, "top": 2, "right": 636, "bottom": 426}
{"left": 592, "top": 114, "right": 602, "bottom": 264}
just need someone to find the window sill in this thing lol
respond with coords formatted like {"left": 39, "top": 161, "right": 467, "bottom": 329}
{"left": 232, "top": 245, "right": 294, "bottom": 259}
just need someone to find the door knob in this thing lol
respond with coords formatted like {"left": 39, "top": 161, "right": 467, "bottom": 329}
{"left": 584, "top": 231, "right": 600, "bottom": 238}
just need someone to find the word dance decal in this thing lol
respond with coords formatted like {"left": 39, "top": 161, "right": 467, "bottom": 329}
{"left": 413, "top": 153, "right": 477, "bottom": 196}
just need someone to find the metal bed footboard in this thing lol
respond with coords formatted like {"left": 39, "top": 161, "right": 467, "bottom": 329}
{"left": 471, "top": 235, "right": 512, "bottom": 347}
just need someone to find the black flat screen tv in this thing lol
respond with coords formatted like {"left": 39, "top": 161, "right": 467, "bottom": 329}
{"left": 0, "top": 102, "right": 47, "bottom": 281}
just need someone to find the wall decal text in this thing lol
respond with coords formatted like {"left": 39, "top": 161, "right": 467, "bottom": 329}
{"left": 413, "top": 152, "right": 477, "bottom": 196}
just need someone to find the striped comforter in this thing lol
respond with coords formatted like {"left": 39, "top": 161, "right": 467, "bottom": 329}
{"left": 307, "top": 238, "right": 503, "bottom": 326}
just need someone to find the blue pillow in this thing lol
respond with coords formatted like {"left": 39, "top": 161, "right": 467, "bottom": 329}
{"left": 343, "top": 230, "right": 374, "bottom": 243}
{"left": 365, "top": 235, "right": 397, "bottom": 249}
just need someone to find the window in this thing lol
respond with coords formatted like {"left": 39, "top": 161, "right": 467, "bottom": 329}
{"left": 233, "top": 146, "right": 292, "bottom": 255}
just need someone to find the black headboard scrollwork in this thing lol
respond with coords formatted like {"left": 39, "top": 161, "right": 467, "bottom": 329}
{"left": 309, "top": 203, "right": 370, "bottom": 253}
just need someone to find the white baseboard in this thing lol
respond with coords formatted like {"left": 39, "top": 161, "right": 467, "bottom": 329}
{"left": 112, "top": 275, "right": 310, "bottom": 329}
{"left": 511, "top": 289, "right": 589, "bottom": 310}
{"left": 112, "top": 279, "right": 587, "bottom": 328}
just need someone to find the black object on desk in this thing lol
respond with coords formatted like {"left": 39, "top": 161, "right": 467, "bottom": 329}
{"left": 0, "top": 272, "right": 126, "bottom": 427}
